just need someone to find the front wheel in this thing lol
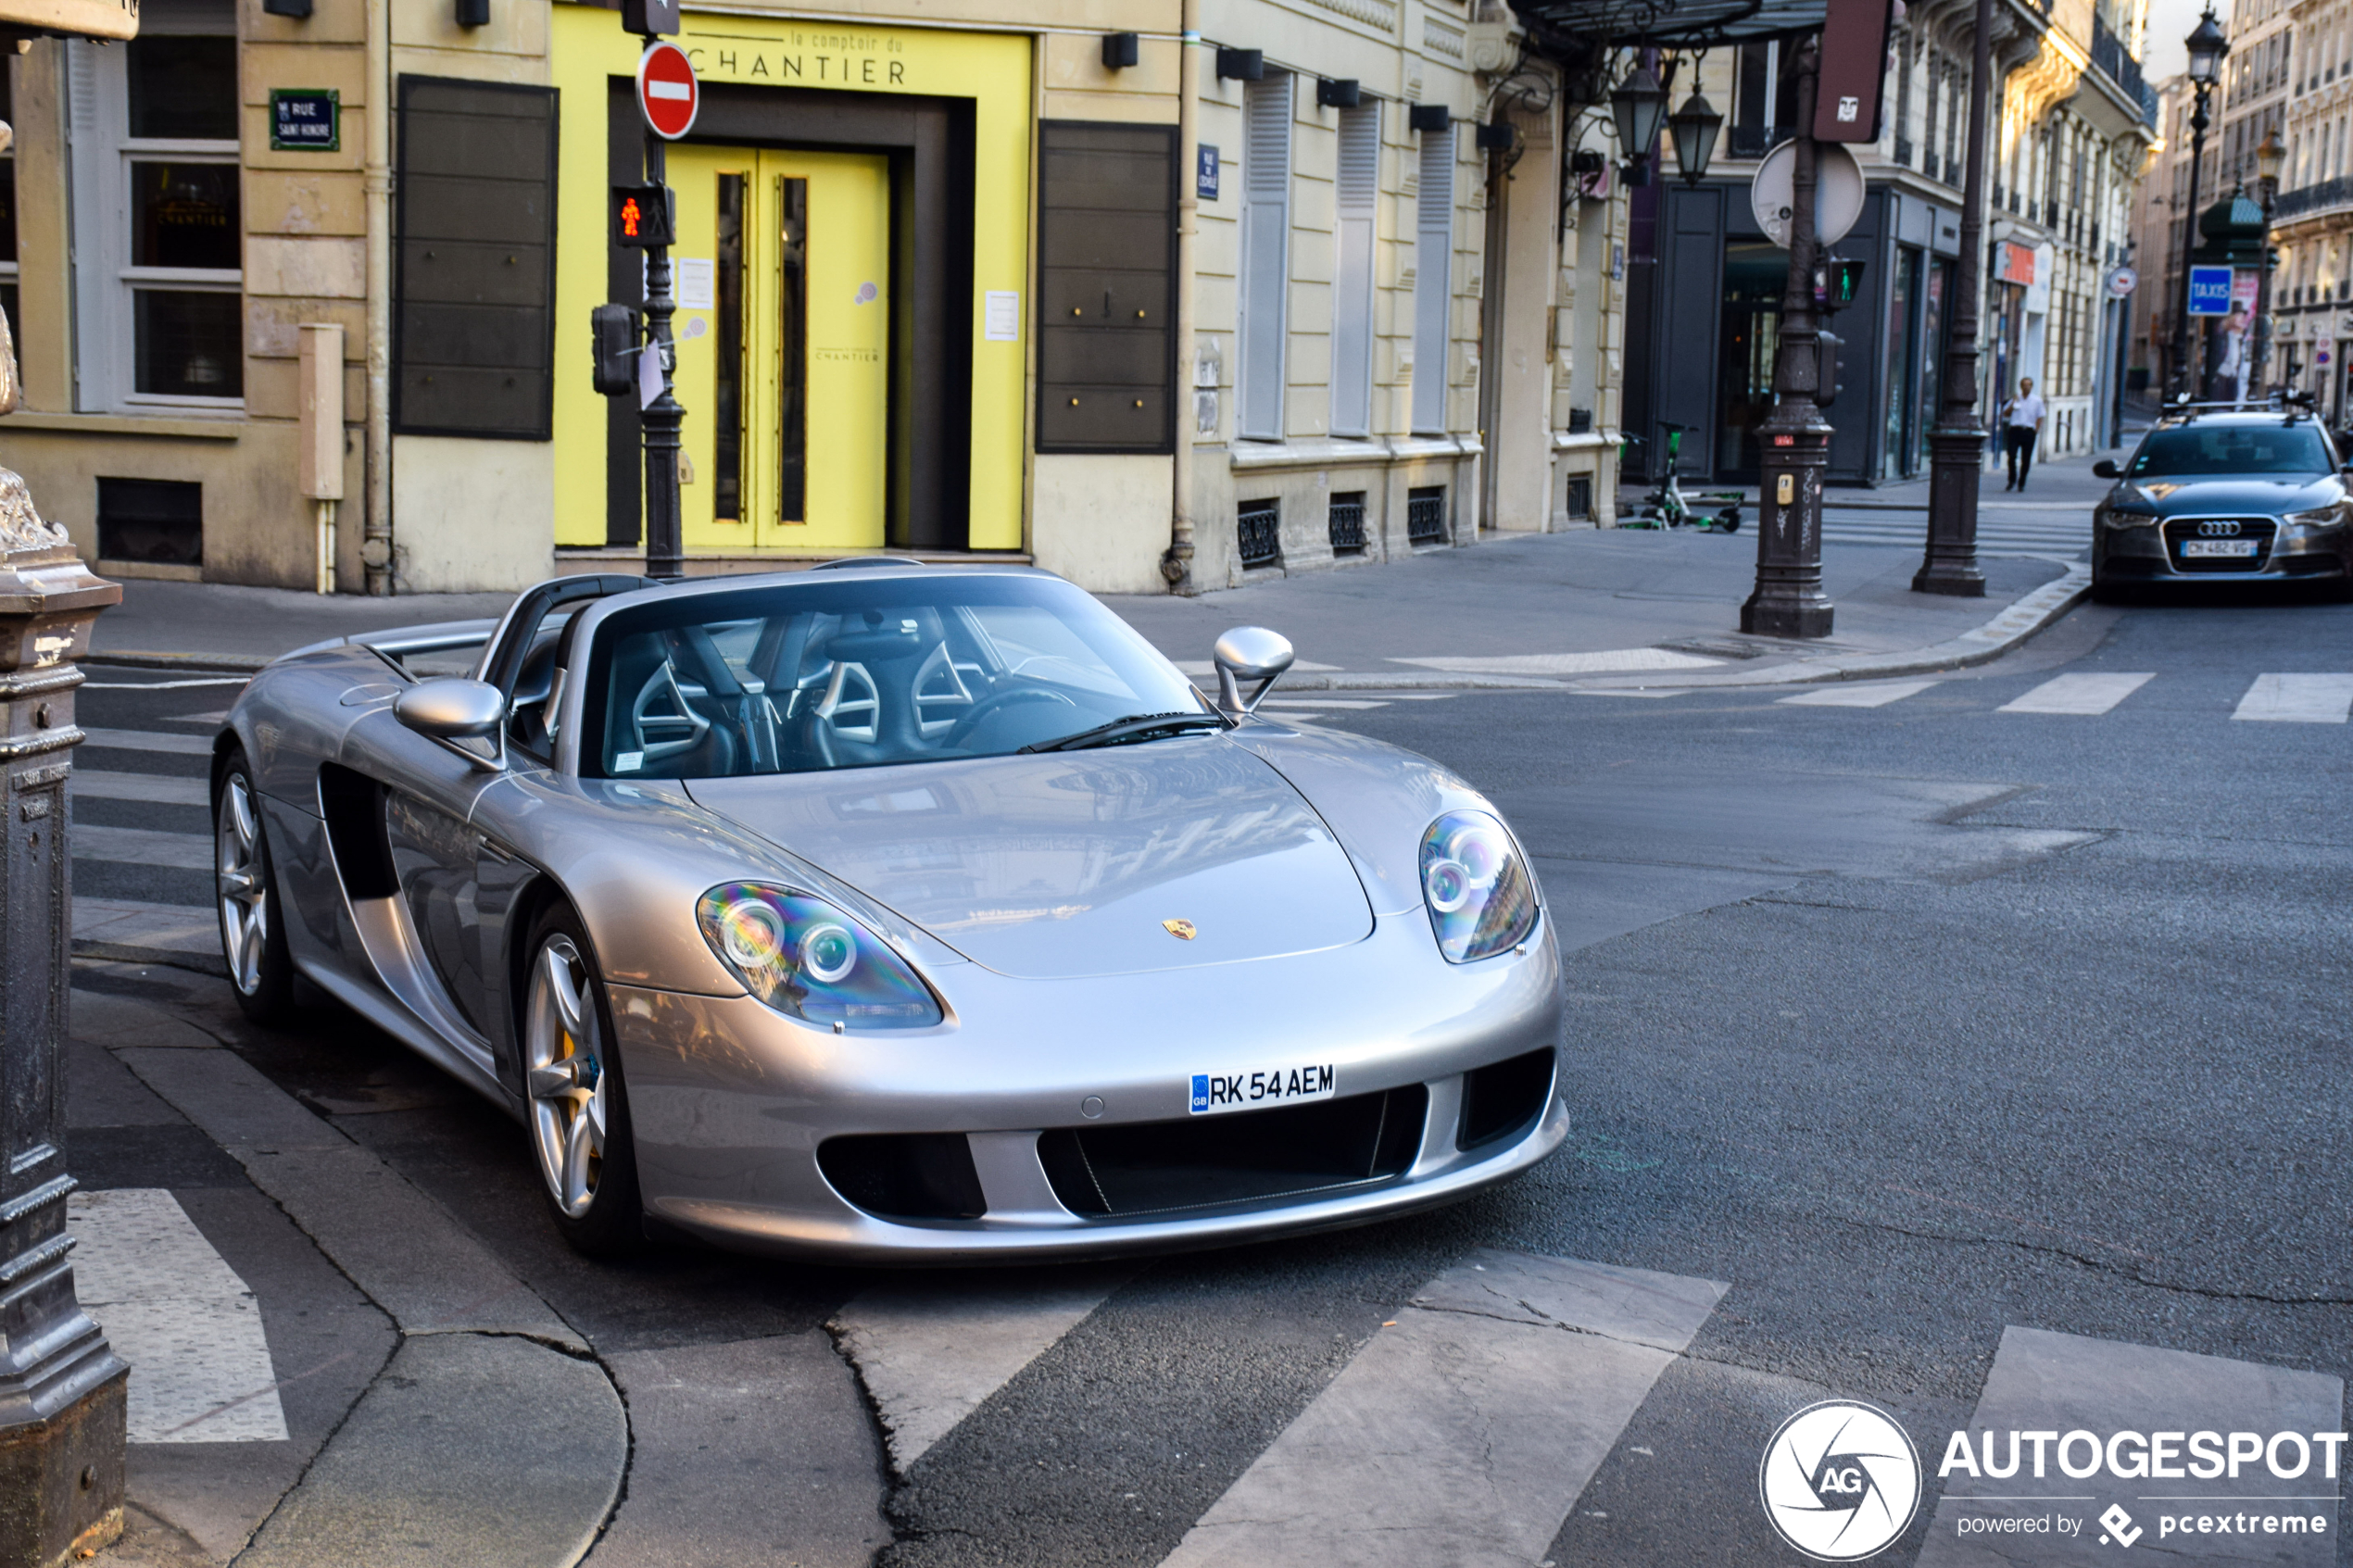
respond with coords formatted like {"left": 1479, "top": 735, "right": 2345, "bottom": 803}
{"left": 215, "top": 752, "right": 296, "bottom": 1024}
{"left": 522, "top": 906, "right": 645, "bottom": 1256}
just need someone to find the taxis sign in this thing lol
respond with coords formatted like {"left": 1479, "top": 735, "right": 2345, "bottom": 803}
{"left": 0, "top": 0, "right": 138, "bottom": 40}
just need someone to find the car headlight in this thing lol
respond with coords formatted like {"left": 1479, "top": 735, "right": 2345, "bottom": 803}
{"left": 2285, "top": 505, "right": 2346, "bottom": 530}
{"left": 1418, "top": 810, "right": 1539, "bottom": 962}
{"left": 2100, "top": 507, "right": 2158, "bottom": 530}
{"left": 696, "top": 883, "right": 942, "bottom": 1029}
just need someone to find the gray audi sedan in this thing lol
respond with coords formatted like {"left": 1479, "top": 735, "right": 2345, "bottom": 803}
{"left": 2091, "top": 409, "right": 2353, "bottom": 598}
{"left": 212, "top": 565, "right": 1567, "bottom": 1262}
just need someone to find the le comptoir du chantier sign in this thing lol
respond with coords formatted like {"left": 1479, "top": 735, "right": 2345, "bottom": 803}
{"left": 681, "top": 30, "right": 911, "bottom": 88}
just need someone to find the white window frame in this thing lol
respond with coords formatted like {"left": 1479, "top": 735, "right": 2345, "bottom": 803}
{"left": 1412, "top": 124, "right": 1455, "bottom": 435}
{"left": 1237, "top": 72, "right": 1294, "bottom": 443}
{"left": 1331, "top": 100, "right": 1379, "bottom": 439}
{"left": 68, "top": 1, "right": 244, "bottom": 415}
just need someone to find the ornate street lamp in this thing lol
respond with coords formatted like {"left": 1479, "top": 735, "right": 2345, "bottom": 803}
{"left": 1610, "top": 61, "right": 1669, "bottom": 182}
{"left": 2254, "top": 126, "right": 2284, "bottom": 402}
{"left": 1667, "top": 84, "right": 1724, "bottom": 185}
{"left": 2171, "top": 8, "right": 2229, "bottom": 398}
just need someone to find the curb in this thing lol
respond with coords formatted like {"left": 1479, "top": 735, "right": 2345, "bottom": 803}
{"left": 73, "top": 936, "right": 227, "bottom": 979}
{"left": 1569, "top": 562, "right": 2093, "bottom": 691}
{"left": 86, "top": 649, "right": 273, "bottom": 673}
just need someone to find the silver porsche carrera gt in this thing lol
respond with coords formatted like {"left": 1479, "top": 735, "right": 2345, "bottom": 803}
{"left": 211, "top": 564, "right": 1566, "bottom": 1260}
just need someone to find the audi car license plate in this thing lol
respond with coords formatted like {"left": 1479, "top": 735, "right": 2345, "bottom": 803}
{"left": 2182, "top": 539, "right": 2259, "bottom": 558}
{"left": 1189, "top": 1064, "right": 1336, "bottom": 1115}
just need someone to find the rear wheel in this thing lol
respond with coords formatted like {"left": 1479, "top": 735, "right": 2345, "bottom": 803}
{"left": 215, "top": 752, "right": 296, "bottom": 1024}
{"left": 522, "top": 905, "right": 644, "bottom": 1256}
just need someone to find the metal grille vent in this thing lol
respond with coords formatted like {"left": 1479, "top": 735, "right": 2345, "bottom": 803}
{"left": 1238, "top": 498, "right": 1282, "bottom": 569}
{"left": 1327, "top": 491, "right": 1367, "bottom": 554}
{"left": 1407, "top": 485, "right": 1447, "bottom": 546}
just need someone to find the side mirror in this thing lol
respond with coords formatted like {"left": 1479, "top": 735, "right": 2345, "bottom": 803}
{"left": 2092, "top": 459, "right": 2120, "bottom": 480}
{"left": 1212, "top": 626, "right": 1294, "bottom": 717}
{"left": 396, "top": 677, "right": 509, "bottom": 770}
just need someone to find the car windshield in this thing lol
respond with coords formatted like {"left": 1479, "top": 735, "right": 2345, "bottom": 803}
{"left": 576, "top": 573, "right": 1214, "bottom": 778}
{"left": 2127, "top": 424, "right": 2334, "bottom": 477}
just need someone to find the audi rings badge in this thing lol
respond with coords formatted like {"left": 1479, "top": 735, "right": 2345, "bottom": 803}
{"left": 2198, "top": 520, "right": 2245, "bottom": 537}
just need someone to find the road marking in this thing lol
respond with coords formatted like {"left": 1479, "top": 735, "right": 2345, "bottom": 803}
{"left": 1778, "top": 680, "right": 1943, "bottom": 709}
{"left": 1158, "top": 1250, "right": 1726, "bottom": 1568}
{"left": 1173, "top": 659, "right": 1342, "bottom": 676}
{"left": 82, "top": 677, "right": 250, "bottom": 690}
{"left": 163, "top": 709, "right": 234, "bottom": 724}
{"left": 68, "top": 1189, "right": 288, "bottom": 1442}
{"left": 70, "top": 770, "right": 208, "bottom": 807}
{"left": 832, "top": 1269, "right": 1129, "bottom": 1474}
{"left": 1997, "top": 672, "right": 2155, "bottom": 716}
{"left": 79, "top": 726, "right": 215, "bottom": 755}
{"left": 1390, "top": 648, "right": 1721, "bottom": 676}
{"left": 1572, "top": 688, "right": 1691, "bottom": 699}
{"left": 1258, "top": 698, "right": 1391, "bottom": 710}
{"left": 2232, "top": 673, "right": 2353, "bottom": 723}
{"left": 76, "top": 825, "right": 212, "bottom": 871}
{"left": 74, "top": 897, "right": 220, "bottom": 959}
{"left": 1918, "top": 1326, "right": 2342, "bottom": 1564}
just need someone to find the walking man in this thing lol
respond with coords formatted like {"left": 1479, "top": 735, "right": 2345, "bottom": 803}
{"left": 2001, "top": 376, "right": 2046, "bottom": 492}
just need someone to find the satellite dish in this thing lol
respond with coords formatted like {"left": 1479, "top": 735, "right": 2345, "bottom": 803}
{"left": 1749, "top": 141, "right": 1867, "bottom": 249}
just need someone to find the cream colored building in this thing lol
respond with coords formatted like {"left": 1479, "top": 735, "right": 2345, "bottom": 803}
{"left": 0, "top": 0, "right": 1623, "bottom": 596}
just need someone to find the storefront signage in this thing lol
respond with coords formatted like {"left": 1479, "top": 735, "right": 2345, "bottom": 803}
{"left": 1995, "top": 241, "right": 2038, "bottom": 287}
{"left": 2187, "top": 265, "right": 2233, "bottom": 315}
{"left": 271, "top": 89, "right": 340, "bottom": 152}
{"left": 1197, "top": 144, "right": 1220, "bottom": 200}
{"left": 1814, "top": 0, "right": 1895, "bottom": 142}
{"left": 685, "top": 29, "right": 911, "bottom": 89}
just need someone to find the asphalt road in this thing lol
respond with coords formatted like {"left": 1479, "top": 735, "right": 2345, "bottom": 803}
{"left": 68, "top": 580, "right": 2353, "bottom": 1567}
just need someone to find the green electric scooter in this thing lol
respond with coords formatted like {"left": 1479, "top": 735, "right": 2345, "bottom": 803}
{"left": 1624, "top": 424, "right": 1743, "bottom": 532}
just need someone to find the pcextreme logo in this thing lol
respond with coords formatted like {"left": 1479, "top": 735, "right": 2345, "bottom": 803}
{"left": 1759, "top": 1400, "right": 1924, "bottom": 1561}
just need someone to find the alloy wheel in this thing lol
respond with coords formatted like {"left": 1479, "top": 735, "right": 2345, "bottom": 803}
{"left": 215, "top": 775, "right": 271, "bottom": 996}
{"left": 525, "top": 935, "right": 608, "bottom": 1217}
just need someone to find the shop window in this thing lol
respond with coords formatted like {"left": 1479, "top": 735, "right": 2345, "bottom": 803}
{"left": 1237, "top": 75, "right": 1293, "bottom": 442}
{"left": 1237, "top": 497, "right": 1281, "bottom": 569}
{"left": 67, "top": 2, "right": 244, "bottom": 411}
{"left": 1412, "top": 127, "right": 1454, "bottom": 435}
{"left": 394, "top": 76, "right": 559, "bottom": 439}
{"left": 1331, "top": 103, "right": 1380, "bottom": 438}
{"left": 1035, "top": 121, "right": 1176, "bottom": 454}
{"left": 97, "top": 477, "right": 203, "bottom": 565}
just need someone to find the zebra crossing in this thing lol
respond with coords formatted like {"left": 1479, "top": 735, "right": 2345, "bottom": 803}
{"left": 833, "top": 1248, "right": 2342, "bottom": 1567}
{"left": 1821, "top": 501, "right": 2090, "bottom": 557}
{"left": 68, "top": 673, "right": 228, "bottom": 975}
{"left": 1766, "top": 671, "right": 2353, "bottom": 721}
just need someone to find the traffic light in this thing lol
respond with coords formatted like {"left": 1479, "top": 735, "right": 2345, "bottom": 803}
{"left": 612, "top": 184, "right": 673, "bottom": 249}
{"left": 1828, "top": 257, "right": 1865, "bottom": 308}
{"left": 591, "top": 305, "right": 639, "bottom": 396}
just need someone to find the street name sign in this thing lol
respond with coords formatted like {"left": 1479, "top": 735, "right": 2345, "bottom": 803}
{"left": 271, "top": 89, "right": 339, "bottom": 152}
{"left": 637, "top": 42, "right": 698, "bottom": 140}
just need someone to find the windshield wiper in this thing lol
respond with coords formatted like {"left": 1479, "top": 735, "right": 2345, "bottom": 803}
{"left": 1019, "top": 710, "right": 1227, "bottom": 754}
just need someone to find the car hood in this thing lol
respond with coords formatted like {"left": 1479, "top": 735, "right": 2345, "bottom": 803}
{"left": 2113, "top": 475, "right": 2342, "bottom": 516}
{"left": 684, "top": 737, "right": 1375, "bottom": 979}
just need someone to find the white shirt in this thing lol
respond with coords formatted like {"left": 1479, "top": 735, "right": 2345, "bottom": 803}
{"left": 2006, "top": 393, "right": 2045, "bottom": 429}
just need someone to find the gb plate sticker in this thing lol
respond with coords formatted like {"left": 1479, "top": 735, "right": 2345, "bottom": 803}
{"left": 1189, "top": 1064, "right": 1337, "bottom": 1115}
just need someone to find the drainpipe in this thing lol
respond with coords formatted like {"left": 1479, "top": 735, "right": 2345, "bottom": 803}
{"left": 1163, "top": 0, "right": 1200, "bottom": 590}
{"left": 362, "top": 0, "right": 393, "bottom": 594}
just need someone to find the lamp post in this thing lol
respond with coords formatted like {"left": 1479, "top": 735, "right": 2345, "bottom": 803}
{"left": 2254, "top": 126, "right": 2283, "bottom": 403}
{"left": 1611, "top": 59, "right": 1669, "bottom": 183}
{"left": 2171, "top": 7, "right": 2230, "bottom": 399}
{"left": 1667, "top": 82, "right": 1724, "bottom": 185}
{"left": 1916, "top": 0, "right": 1997, "bottom": 596}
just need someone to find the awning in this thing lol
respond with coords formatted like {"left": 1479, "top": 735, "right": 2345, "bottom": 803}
{"left": 1509, "top": 0, "right": 1829, "bottom": 50}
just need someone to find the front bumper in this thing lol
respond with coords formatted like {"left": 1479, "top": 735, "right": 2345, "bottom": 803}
{"left": 2095, "top": 516, "right": 2352, "bottom": 583}
{"left": 608, "top": 909, "right": 1567, "bottom": 1262}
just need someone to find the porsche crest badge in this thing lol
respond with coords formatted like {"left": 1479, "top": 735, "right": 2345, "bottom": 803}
{"left": 1162, "top": 919, "right": 1197, "bottom": 940}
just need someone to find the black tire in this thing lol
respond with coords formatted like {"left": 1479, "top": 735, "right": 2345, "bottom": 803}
{"left": 214, "top": 748, "right": 297, "bottom": 1025}
{"left": 518, "top": 902, "right": 645, "bottom": 1256}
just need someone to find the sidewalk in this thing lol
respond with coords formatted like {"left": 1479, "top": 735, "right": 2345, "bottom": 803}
{"left": 80, "top": 458, "right": 2109, "bottom": 688}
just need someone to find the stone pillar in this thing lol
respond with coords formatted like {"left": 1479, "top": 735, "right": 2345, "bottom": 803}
{"left": 0, "top": 470, "right": 126, "bottom": 1568}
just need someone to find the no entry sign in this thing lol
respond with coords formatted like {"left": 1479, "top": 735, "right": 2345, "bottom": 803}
{"left": 637, "top": 42, "right": 698, "bottom": 140}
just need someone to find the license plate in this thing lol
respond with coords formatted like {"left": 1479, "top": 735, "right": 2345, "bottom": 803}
{"left": 1189, "top": 1064, "right": 1336, "bottom": 1115}
{"left": 2181, "top": 539, "right": 2259, "bottom": 558}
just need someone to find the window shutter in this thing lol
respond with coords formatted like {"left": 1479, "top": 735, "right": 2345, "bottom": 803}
{"left": 1238, "top": 75, "right": 1293, "bottom": 442}
{"left": 1036, "top": 121, "right": 1176, "bottom": 453}
{"left": 394, "top": 77, "right": 559, "bottom": 439}
{"left": 1332, "top": 103, "right": 1379, "bottom": 439}
{"left": 1412, "top": 125, "right": 1455, "bottom": 434}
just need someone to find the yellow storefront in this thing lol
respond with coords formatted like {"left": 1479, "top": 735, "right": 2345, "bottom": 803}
{"left": 550, "top": 7, "right": 1032, "bottom": 558}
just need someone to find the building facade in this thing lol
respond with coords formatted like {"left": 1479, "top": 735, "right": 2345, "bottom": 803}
{"left": 0, "top": 0, "right": 1624, "bottom": 596}
{"left": 2268, "top": 0, "right": 2353, "bottom": 415}
{"left": 1620, "top": 0, "right": 2153, "bottom": 487}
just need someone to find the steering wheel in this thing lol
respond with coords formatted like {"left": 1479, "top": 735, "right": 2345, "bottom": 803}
{"left": 942, "top": 686, "right": 1076, "bottom": 747}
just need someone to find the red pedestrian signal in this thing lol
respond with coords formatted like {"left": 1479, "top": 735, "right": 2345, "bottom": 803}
{"left": 621, "top": 197, "right": 642, "bottom": 238}
{"left": 611, "top": 184, "right": 673, "bottom": 249}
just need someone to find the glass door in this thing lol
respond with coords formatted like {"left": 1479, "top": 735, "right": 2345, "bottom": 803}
{"left": 668, "top": 145, "right": 891, "bottom": 550}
